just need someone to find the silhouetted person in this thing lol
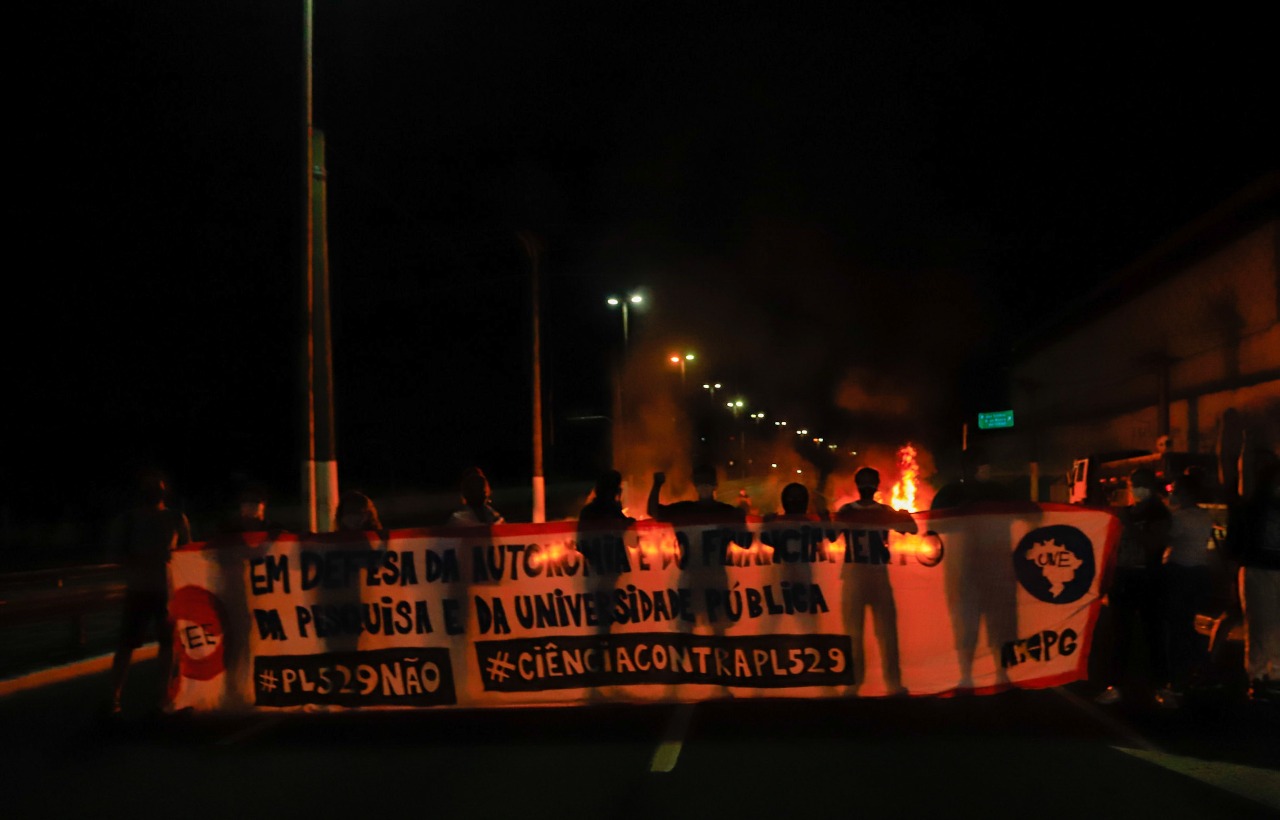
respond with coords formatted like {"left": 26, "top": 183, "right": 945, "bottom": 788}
{"left": 835, "top": 467, "right": 916, "bottom": 695}
{"left": 1096, "top": 467, "right": 1171, "bottom": 705}
{"left": 932, "top": 467, "right": 1020, "bottom": 692}
{"left": 336, "top": 490, "right": 383, "bottom": 532}
{"left": 579, "top": 470, "right": 632, "bottom": 523}
{"left": 764, "top": 483, "right": 820, "bottom": 522}
{"left": 1158, "top": 475, "right": 1215, "bottom": 707}
{"left": 647, "top": 465, "right": 744, "bottom": 642}
{"left": 762, "top": 483, "right": 826, "bottom": 633}
{"left": 222, "top": 487, "right": 277, "bottom": 534}
{"left": 577, "top": 470, "right": 637, "bottom": 652}
{"left": 1226, "top": 459, "right": 1280, "bottom": 701}
{"left": 450, "top": 467, "right": 504, "bottom": 525}
{"left": 647, "top": 464, "right": 745, "bottom": 525}
{"left": 107, "top": 473, "right": 191, "bottom": 716}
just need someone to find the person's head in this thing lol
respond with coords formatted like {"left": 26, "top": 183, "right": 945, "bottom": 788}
{"left": 336, "top": 490, "right": 381, "bottom": 532}
{"left": 1170, "top": 475, "right": 1198, "bottom": 509}
{"left": 1129, "top": 468, "right": 1160, "bottom": 503}
{"left": 691, "top": 464, "right": 718, "bottom": 499}
{"left": 460, "top": 467, "right": 491, "bottom": 507}
{"left": 780, "top": 483, "right": 809, "bottom": 515}
{"left": 139, "top": 472, "right": 167, "bottom": 506}
{"left": 854, "top": 467, "right": 880, "bottom": 500}
{"left": 594, "top": 469, "right": 623, "bottom": 502}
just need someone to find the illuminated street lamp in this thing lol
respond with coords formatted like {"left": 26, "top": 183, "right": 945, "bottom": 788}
{"left": 702, "top": 382, "right": 722, "bottom": 399}
{"left": 606, "top": 292, "right": 644, "bottom": 348}
{"left": 668, "top": 352, "right": 695, "bottom": 386}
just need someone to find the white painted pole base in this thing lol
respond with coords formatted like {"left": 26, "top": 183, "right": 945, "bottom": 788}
{"left": 532, "top": 475, "right": 546, "bottom": 523}
{"left": 316, "top": 459, "right": 340, "bottom": 532}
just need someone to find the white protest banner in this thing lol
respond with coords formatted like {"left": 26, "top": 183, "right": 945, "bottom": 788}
{"left": 166, "top": 504, "right": 1118, "bottom": 712}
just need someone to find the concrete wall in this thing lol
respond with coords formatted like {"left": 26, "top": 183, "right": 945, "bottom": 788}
{"left": 1005, "top": 216, "right": 1280, "bottom": 496}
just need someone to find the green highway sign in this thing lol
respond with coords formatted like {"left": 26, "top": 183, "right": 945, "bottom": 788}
{"left": 978, "top": 410, "right": 1015, "bottom": 430}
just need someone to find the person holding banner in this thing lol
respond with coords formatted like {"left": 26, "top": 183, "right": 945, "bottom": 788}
{"left": 450, "top": 467, "right": 505, "bottom": 525}
{"left": 1158, "top": 475, "right": 1215, "bottom": 708}
{"left": 1226, "top": 459, "right": 1280, "bottom": 702}
{"left": 647, "top": 465, "right": 745, "bottom": 525}
{"left": 106, "top": 472, "right": 191, "bottom": 716}
{"left": 836, "top": 468, "right": 916, "bottom": 696}
{"left": 1096, "top": 468, "right": 1171, "bottom": 706}
{"left": 336, "top": 490, "right": 383, "bottom": 531}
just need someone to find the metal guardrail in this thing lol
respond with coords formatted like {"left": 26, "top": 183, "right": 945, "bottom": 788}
{"left": 0, "top": 563, "right": 127, "bottom": 652}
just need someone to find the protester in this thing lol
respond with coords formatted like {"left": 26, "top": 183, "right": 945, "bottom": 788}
{"left": 222, "top": 487, "right": 277, "bottom": 534}
{"left": 1158, "top": 474, "right": 1215, "bottom": 708}
{"left": 1096, "top": 467, "right": 1171, "bottom": 705}
{"left": 107, "top": 472, "right": 191, "bottom": 716}
{"left": 764, "top": 482, "right": 822, "bottom": 522}
{"left": 449, "top": 467, "right": 505, "bottom": 525}
{"left": 336, "top": 490, "right": 383, "bottom": 532}
{"left": 646, "top": 464, "right": 745, "bottom": 524}
{"left": 1226, "top": 459, "right": 1280, "bottom": 702}
{"left": 835, "top": 467, "right": 916, "bottom": 696}
{"left": 579, "top": 469, "right": 633, "bottom": 523}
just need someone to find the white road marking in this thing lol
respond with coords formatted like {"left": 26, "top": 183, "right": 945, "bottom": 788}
{"left": 1054, "top": 687, "right": 1280, "bottom": 809}
{"left": 1112, "top": 747, "right": 1280, "bottom": 810}
{"left": 650, "top": 703, "right": 695, "bottom": 773}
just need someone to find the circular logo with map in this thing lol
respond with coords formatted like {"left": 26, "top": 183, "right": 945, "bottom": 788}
{"left": 169, "top": 585, "right": 227, "bottom": 680}
{"left": 1012, "top": 525, "right": 1095, "bottom": 604}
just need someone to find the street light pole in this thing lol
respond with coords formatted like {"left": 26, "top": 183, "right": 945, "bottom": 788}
{"left": 519, "top": 231, "right": 545, "bottom": 523}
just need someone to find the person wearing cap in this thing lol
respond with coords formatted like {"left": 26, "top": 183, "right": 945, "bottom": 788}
{"left": 834, "top": 467, "right": 916, "bottom": 696}
{"left": 449, "top": 467, "right": 505, "bottom": 525}
{"left": 1095, "top": 467, "right": 1171, "bottom": 706}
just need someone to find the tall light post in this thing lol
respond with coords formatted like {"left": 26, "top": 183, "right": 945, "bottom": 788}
{"left": 668, "top": 352, "right": 695, "bottom": 387}
{"left": 606, "top": 293, "right": 644, "bottom": 349}
{"left": 519, "top": 231, "right": 545, "bottom": 523}
{"left": 605, "top": 292, "right": 643, "bottom": 476}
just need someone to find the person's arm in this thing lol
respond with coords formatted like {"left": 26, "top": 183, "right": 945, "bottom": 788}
{"left": 176, "top": 512, "right": 192, "bottom": 547}
{"left": 647, "top": 472, "right": 667, "bottom": 520}
{"left": 889, "top": 508, "right": 918, "bottom": 534}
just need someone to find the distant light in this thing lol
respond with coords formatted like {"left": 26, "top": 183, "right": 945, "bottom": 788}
{"left": 828, "top": 444, "right": 838, "bottom": 451}
{"left": 771, "top": 463, "right": 778, "bottom": 468}
{"left": 757, "top": 412, "right": 765, "bottom": 418}
{"left": 796, "top": 469, "right": 803, "bottom": 474}
{"left": 714, "top": 383, "right": 721, "bottom": 389}
{"left": 629, "top": 294, "right": 643, "bottom": 304}
{"left": 703, "top": 383, "right": 710, "bottom": 389}
{"left": 817, "top": 438, "right": 824, "bottom": 443}
{"left": 851, "top": 451, "right": 857, "bottom": 455}
{"left": 685, "top": 353, "right": 695, "bottom": 361}
{"left": 726, "top": 402, "right": 734, "bottom": 408}
{"left": 607, "top": 297, "right": 620, "bottom": 306}
{"left": 780, "top": 421, "right": 787, "bottom": 426}
{"left": 735, "top": 400, "right": 744, "bottom": 407}
{"left": 670, "top": 356, "right": 680, "bottom": 364}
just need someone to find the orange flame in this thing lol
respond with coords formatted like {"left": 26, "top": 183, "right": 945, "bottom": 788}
{"left": 890, "top": 443, "right": 919, "bottom": 512}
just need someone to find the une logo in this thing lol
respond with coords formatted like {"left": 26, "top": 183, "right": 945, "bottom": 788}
{"left": 1012, "top": 525, "right": 1095, "bottom": 605}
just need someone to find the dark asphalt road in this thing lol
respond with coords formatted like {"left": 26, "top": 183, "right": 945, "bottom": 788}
{"left": 3, "top": 657, "right": 1277, "bottom": 819}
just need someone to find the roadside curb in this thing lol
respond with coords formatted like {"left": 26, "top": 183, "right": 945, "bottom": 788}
{"left": 0, "top": 643, "right": 157, "bottom": 699}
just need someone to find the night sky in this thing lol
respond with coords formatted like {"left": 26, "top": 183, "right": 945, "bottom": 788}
{"left": 5, "top": 3, "right": 1276, "bottom": 533}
